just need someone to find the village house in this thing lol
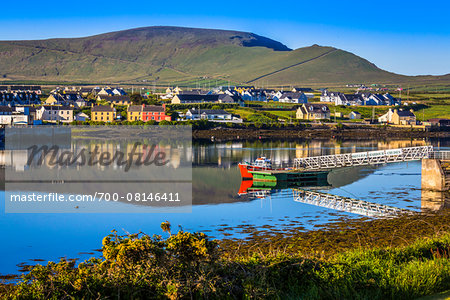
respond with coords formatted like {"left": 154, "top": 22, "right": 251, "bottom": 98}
{"left": 292, "top": 87, "right": 314, "bottom": 93}
{"left": 10, "top": 85, "right": 42, "bottom": 94}
{"left": 79, "top": 87, "right": 94, "bottom": 97}
{"left": 15, "top": 106, "right": 37, "bottom": 123}
{"left": 241, "top": 90, "right": 267, "bottom": 102}
{"left": 378, "top": 109, "right": 395, "bottom": 123}
{"left": 378, "top": 108, "right": 416, "bottom": 125}
{"left": 127, "top": 105, "right": 142, "bottom": 121}
{"left": 91, "top": 105, "right": 116, "bottom": 122}
{"left": 391, "top": 109, "right": 416, "bottom": 125}
{"left": 349, "top": 111, "right": 362, "bottom": 119}
{"left": 320, "top": 90, "right": 341, "bottom": 102}
{"left": 272, "top": 91, "right": 284, "bottom": 102}
{"left": 0, "top": 106, "right": 13, "bottom": 125}
{"left": 142, "top": 104, "right": 170, "bottom": 122}
{"left": 334, "top": 112, "right": 344, "bottom": 118}
{"left": 171, "top": 94, "right": 239, "bottom": 104}
{"left": 45, "top": 94, "right": 65, "bottom": 105}
{"left": 278, "top": 92, "right": 308, "bottom": 104}
{"left": 112, "top": 88, "right": 127, "bottom": 96}
{"left": 75, "top": 112, "right": 90, "bottom": 122}
{"left": 97, "top": 95, "right": 132, "bottom": 105}
{"left": 0, "top": 92, "right": 40, "bottom": 106}
{"left": 296, "top": 103, "right": 330, "bottom": 120}
{"left": 0, "top": 109, "right": 29, "bottom": 125}
{"left": 361, "top": 93, "right": 400, "bottom": 106}
{"left": 336, "top": 94, "right": 364, "bottom": 106}
{"left": 38, "top": 106, "right": 74, "bottom": 123}
{"left": 97, "top": 87, "right": 114, "bottom": 96}
{"left": 185, "top": 108, "right": 232, "bottom": 120}
{"left": 126, "top": 104, "right": 171, "bottom": 122}
{"left": 425, "top": 118, "right": 450, "bottom": 127}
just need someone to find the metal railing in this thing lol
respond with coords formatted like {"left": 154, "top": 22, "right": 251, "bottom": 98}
{"left": 293, "top": 146, "right": 433, "bottom": 170}
{"left": 293, "top": 189, "right": 411, "bottom": 218}
{"left": 429, "top": 151, "right": 450, "bottom": 160}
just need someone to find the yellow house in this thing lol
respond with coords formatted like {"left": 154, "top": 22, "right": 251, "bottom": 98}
{"left": 296, "top": 103, "right": 330, "bottom": 120}
{"left": 391, "top": 109, "right": 416, "bottom": 125}
{"left": 91, "top": 104, "right": 116, "bottom": 122}
{"left": 45, "top": 94, "right": 63, "bottom": 105}
{"left": 127, "top": 105, "right": 142, "bottom": 121}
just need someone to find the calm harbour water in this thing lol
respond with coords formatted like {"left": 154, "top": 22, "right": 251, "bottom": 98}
{"left": 1, "top": 137, "right": 449, "bottom": 275}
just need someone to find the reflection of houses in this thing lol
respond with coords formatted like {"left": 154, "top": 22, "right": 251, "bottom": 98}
{"left": 0, "top": 150, "right": 29, "bottom": 171}
{"left": 185, "top": 108, "right": 232, "bottom": 120}
{"left": 296, "top": 103, "right": 330, "bottom": 120}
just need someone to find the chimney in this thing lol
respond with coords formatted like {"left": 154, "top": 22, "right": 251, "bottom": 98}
{"left": 142, "top": 104, "right": 145, "bottom": 108}
{"left": 410, "top": 109, "right": 414, "bottom": 113}
{"left": 394, "top": 109, "right": 398, "bottom": 113}
{"left": 110, "top": 103, "right": 114, "bottom": 108}
{"left": 162, "top": 103, "right": 166, "bottom": 110}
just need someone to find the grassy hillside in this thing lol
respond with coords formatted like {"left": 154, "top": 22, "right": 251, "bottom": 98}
{"left": 0, "top": 26, "right": 448, "bottom": 86}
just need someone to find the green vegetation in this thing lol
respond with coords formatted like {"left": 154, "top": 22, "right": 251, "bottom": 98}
{"left": 1, "top": 219, "right": 449, "bottom": 299}
{"left": 1, "top": 26, "right": 450, "bottom": 86}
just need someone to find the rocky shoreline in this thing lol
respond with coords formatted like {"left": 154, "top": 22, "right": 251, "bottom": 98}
{"left": 193, "top": 126, "right": 450, "bottom": 141}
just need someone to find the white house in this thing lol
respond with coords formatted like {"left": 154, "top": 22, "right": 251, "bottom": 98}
{"left": 38, "top": 106, "right": 74, "bottom": 123}
{"left": 185, "top": 109, "right": 232, "bottom": 120}
{"left": 278, "top": 92, "right": 308, "bottom": 104}
{"left": 112, "top": 88, "right": 127, "bottom": 96}
{"left": 378, "top": 108, "right": 395, "bottom": 123}
{"left": 320, "top": 90, "right": 341, "bottom": 102}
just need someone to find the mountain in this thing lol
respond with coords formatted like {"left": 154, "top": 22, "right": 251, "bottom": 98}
{"left": 0, "top": 26, "right": 447, "bottom": 86}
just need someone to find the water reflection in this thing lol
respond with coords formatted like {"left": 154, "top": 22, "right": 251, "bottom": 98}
{"left": 0, "top": 137, "right": 449, "bottom": 275}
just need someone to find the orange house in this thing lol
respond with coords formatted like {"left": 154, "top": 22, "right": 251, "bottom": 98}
{"left": 142, "top": 104, "right": 171, "bottom": 122}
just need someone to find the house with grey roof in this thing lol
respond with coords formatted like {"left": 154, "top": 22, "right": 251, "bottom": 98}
{"left": 185, "top": 108, "right": 232, "bottom": 120}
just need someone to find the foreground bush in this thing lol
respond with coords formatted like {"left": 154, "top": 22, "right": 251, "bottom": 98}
{"left": 2, "top": 224, "right": 449, "bottom": 299}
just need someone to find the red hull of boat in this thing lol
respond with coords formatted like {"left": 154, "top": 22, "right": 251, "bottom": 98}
{"left": 238, "top": 163, "right": 272, "bottom": 179}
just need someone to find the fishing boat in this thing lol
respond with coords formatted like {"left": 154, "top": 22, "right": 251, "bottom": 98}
{"left": 238, "top": 157, "right": 275, "bottom": 179}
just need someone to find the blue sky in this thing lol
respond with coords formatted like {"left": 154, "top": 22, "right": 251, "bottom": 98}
{"left": 0, "top": 0, "right": 449, "bottom": 76}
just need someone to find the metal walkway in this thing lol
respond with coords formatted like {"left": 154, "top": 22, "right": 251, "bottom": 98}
{"left": 293, "top": 189, "right": 411, "bottom": 218}
{"left": 293, "top": 146, "right": 433, "bottom": 170}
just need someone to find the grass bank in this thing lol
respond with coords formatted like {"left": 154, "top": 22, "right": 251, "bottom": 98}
{"left": 1, "top": 212, "right": 449, "bottom": 299}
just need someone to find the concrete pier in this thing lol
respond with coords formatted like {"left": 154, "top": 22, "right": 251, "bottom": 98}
{"left": 421, "top": 158, "right": 449, "bottom": 192}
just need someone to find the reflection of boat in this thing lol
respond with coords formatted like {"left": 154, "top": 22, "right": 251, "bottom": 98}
{"left": 238, "top": 176, "right": 330, "bottom": 200}
{"left": 238, "top": 157, "right": 292, "bottom": 179}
